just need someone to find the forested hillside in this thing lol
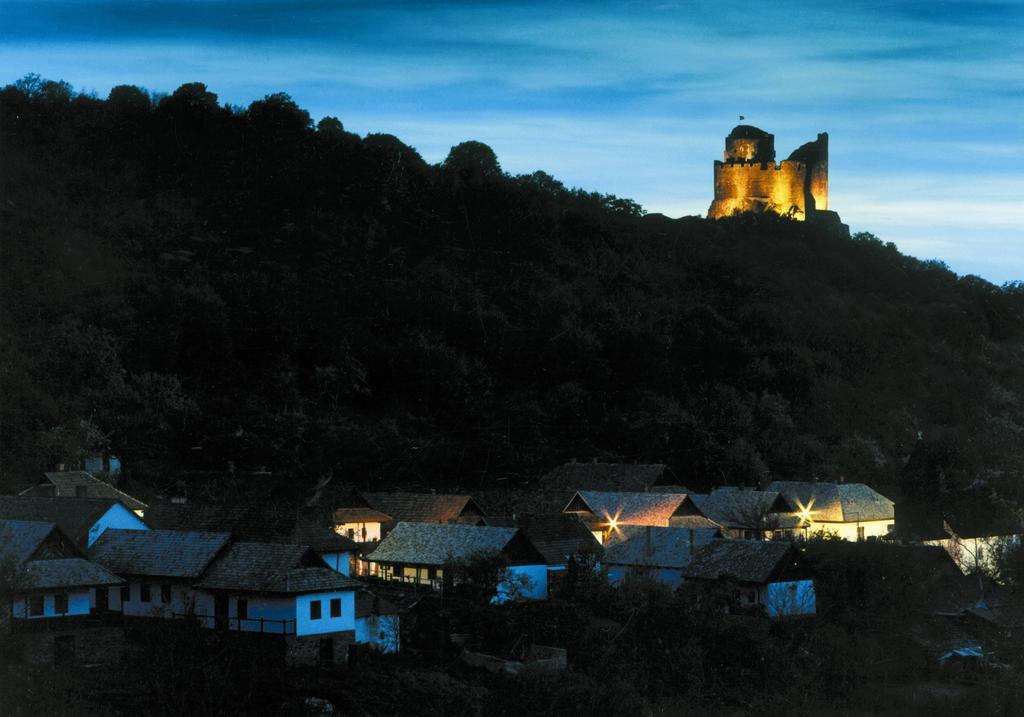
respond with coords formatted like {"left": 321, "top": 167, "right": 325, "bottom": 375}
{"left": 3, "top": 76, "right": 1024, "bottom": 499}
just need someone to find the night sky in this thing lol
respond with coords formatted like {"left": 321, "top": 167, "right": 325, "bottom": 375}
{"left": 3, "top": 1, "right": 1022, "bottom": 282}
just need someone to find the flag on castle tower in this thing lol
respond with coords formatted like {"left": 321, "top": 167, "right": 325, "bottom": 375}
{"left": 739, "top": 115, "right": 745, "bottom": 121}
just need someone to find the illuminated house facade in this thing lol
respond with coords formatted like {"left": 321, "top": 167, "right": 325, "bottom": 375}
{"left": 708, "top": 125, "right": 829, "bottom": 221}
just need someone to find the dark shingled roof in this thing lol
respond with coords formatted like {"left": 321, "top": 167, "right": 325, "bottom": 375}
{"left": 355, "top": 589, "right": 401, "bottom": 618}
{"left": 486, "top": 514, "right": 600, "bottom": 565}
{"left": 692, "top": 489, "right": 799, "bottom": 530}
{"left": 24, "top": 558, "right": 123, "bottom": 590}
{"left": 685, "top": 540, "right": 804, "bottom": 584}
{"left": 144, "top": 502, "right": 358, "bottom": 553}
{"left": 195, "top": 542, "right": 363, "bottom": 594}
{"left": 0, "top": 519, "right": 59, "bottom": 564}
{"left": 362, "top": 493, "right": 485, "bottom": 524}
{"left": 768, "top": 481, "right": 894, "bottom": 523}
{"left": 603, "top": 526, "right": 721, "bottom": 570}
{"left": 88, "top": 528, "right": 230, "bottom": 578}
{"left": 20, "top": 471, "right": 148, "bottom": 512}
{"left": 0, "top": 496, "right": 130, "bottom": 548}
{"left": 366, "top": 522, "right": 522, "bottom": 566}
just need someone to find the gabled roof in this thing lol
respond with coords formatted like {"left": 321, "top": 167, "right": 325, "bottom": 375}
{"left": 24, "top": 558, "right": 124, "bottom": 590}
{"left": 0, "top": 496, "right": 130, "bottom": 548}
{"left": 487, "top": 514, "right": 600, "bottom": 565}
{"left": 768, "top": 481, "right": 894, "bottom": 523}
{"left": 355, "top": 589, "right": 401, "bottom": 618}
{"left": 20, "top": 471, "right": 148, "bottom": 512}
{"left": 194, "top": 541, "right": 363, "bottom": 594}
{"left": 692, "top": 489, "right": 796, "bottom": 530}
{"left": 603, "top": 526, "right": 721, "bottom": 570}
{"left": 89, "top": 528, "right": 230, "bottom": 578}
{"left": 0, "top": 519, "right": 60, "bottom": 564}
{"left": 144, "top": 502, "right": 358, "bottom": 553}
{"left": 333, "top": 506, "right": 394, "bottom": 524}
{"left": 362, "top": 493, "right": 486, "bottom": 524}
{"left": 564, "top": 491, "right": 693, "bottom": 527}
{"left": 366, "top": 522, "right": 531, "bottom": 566}
{"left": 685, "top": 540, "right": 805, "bottom": 584}
{"left": 541, "top": 462, "right": 679, "bottom": 493}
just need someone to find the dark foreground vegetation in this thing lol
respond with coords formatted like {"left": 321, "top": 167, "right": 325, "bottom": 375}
{"left": 4, "top": 76, "right": 1024, "bottom": 502}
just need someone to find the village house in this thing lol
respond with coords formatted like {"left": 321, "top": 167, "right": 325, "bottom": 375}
{"left": 361, "top": 492, "right": 488, "bottom": 527}
{"left": 20, "top": 471, "right": 147, "bottom": 516}
{"left": 87, "top": 528, "right": 231, "bottom": 618}
{"left": 562, "top": 490, "right": 715, "bottom": 543}
{"left": 365, "top": 522, "right": 550, "bottom": 600}
{"left": 144, "top": 501, "right": 360, "bottom": 575}
{"left": 332, "top": 494, "right": 393, "bottom": 544}
{"left": 512, "top": 461, "right": 688, "bottom": 515}
{"left": 768, "top": 481, "right": 895, "bottom": 541}
{"left": 602, "top": 525, "right": 721, "bottom": 588}
{"left": 692, "top": 488, "right": 798, "bottom": 540}
{"left": 684, "top": 539, "right": 816, "bottom": 617}
{"left": 192, "top": 541, "right": 365, "bottom": 665}
{"left": 485, "top": 513, "right": 601, "bottom": 589}
{"left": 1, "top": 519, "right": 124, "bottom": 627}
{"left": 355, "top": 590, "right": 401, "bottom": 653}
{"left": 0, "top": 495, "right": 149, "bottom": 549}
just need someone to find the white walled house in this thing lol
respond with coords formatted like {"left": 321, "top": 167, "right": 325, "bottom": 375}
{"left": 768, "top": 481, "right": 895, "bottom": 541}
{"left": 602, "top": 525, "right": 721, "bottom": 588}
{"left": 0, "top": 519, "right": 123, "bottom": 628}
{"left": 0, "top": 495, "right": 149, "bottom": 549}
{"left": 691, "top": 489, "right": 799, "bottom": 540}
{"left": 87, "top": 528, "right": 231, "bottom": 618}
{"left": 333, "top": 505, "right": 393, "bottom": 544}
{"left": 355, "top": 590, "right": 401, "bottom": 653}
{"left": 365, "top": 522, "right": 550, "bottom": 600}
{"left": 684, "top": 539, "right": 816, "bottom": 618}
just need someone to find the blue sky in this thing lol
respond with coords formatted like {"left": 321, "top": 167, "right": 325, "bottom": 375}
{"left": 2, "top": 0, "right": 1023, "bottom": 282}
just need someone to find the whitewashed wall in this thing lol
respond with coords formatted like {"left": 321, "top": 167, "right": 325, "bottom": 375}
{"left": 13, "top": 589, "right": 91, "bottom": 618}
{"left": 356, "top": 614, "right": 400, "bottom": 653}
{"left": 86, "top": 504, "right": 149, "bottom": 546}
{"left": 319, "top": 552, "right": 352, "bottom": 575}
{"left": 495, "top": 564, "right": 548, "bottom": 602}
{"left": 296, "top": 591, "right": 356, "bottom": 636}
{"left": 763, "top": 580, "right": 816, "bottom": 617}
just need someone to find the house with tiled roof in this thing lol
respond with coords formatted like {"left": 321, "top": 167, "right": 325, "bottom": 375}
{"left": 144, "top": 501, "right": 359, "bottom": 575}
{"left": 331, "top": 491, "right": 394, "bottom": 544}
{"left": 362, "top": 492, "right": 487, "bottom": 526}
{"left": 20, "top": 471, "right": 147, "bottom": 515}
{"left": 684, "top": 539, "right": 816, "bottom": 617}
{"left": 692, "top": 488, "right": 799, "bottom": 540}
{"left": 0, "top": 495, "right": 149, "bottom": 549}
{"left": 88, "top": 528, "right": 231, "bottom": 618}
{"left": 768, "top": 481, "right": 895, "bottom": 541}
{"left": 602, "top": 525, "right": 721, "bottom": 588}
{"left": 1, "top": 519, "right": 122, "bottom": 628}
{"left": 562, "top": 490, "right": 715, "bottom": 543}
{"left": 365, "top": 522, "right": 550, "bottom": 600}
{"left": 193, "top": 541, "right": 365, "bottom": 665}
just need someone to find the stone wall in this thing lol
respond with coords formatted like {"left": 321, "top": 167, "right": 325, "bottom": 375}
{"left": 709, "top": 160, "right": 810, "bottom": 220}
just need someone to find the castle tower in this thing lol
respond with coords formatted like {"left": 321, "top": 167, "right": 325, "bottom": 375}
{"left": 708, "top": 125, "right": 829, "bottom": 221}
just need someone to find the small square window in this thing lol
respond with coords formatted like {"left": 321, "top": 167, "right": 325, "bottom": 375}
{"left": 140, "top": 583, "right": 151, "bottom": 603}
{"left": 310, "top": 600, "right": 322, "bottom": 620}
{"left": 330, "top": 598, "right": 341, "bottom": 618}
{"left": 160, "top": 584, "right": 171, "bottom": 603}
{"left": 120, "top": 585, "right": 129, "bottom": 603}
{"left": 28, "top": 595, "right": 44, "bottom": 616}
{"left": 54, "top": 593, "right": 68, "bottom": 614}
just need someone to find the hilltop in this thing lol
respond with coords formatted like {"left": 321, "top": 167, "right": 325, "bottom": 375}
{"left": 3, "top": 77, "right": 1024, "bottom": 501}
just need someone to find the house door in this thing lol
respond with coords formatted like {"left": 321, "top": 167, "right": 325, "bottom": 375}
{"left": 95, "top": 586, "right": 108, "bottom": 613}
{"left": 214, "top": 594, "right": 229, "bottom": 629}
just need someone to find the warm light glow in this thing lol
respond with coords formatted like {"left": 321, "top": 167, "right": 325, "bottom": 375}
{"left": 602, "top": 509, "right": 623, "bottom": 539}
{"left": 795, "top": 498, "right": 816, "bottom": 526}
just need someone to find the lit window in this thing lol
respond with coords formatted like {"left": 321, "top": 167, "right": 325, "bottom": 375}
{"left": 310, "top": 600, "right": 322, "bottom": 620}
{"left": 54, "top": 593, "right": 68, "bottom": 614}
{"left": 330, "top": 598, "right": 341, "bottom": 618}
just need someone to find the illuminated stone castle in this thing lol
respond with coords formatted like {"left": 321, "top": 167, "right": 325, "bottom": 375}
{"left": 708, "top": 125, "right": 829, "bottom": 221}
